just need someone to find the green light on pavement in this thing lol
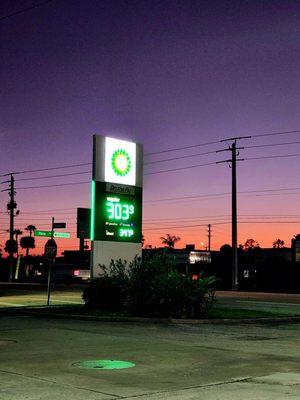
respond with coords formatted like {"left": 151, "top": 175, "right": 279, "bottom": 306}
{"left": 73, "top": 359, "right": 135, "bottom": 370}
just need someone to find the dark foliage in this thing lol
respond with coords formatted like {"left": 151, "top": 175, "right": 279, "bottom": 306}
{"left": 83, "top": 253, "right": 217, "bottom": 318}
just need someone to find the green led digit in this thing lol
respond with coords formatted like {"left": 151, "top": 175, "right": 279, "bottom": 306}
{"left": 129, "top": 205, "right": 134, "bottom": 215}
{"left": 107, "top": 201, "right": 114, "bottom": 219}
{"left": 115, "top": 203, "right": 122, "bottom": 220}
{"left": 122, "top": 204, "right": 130, "bottom": 220}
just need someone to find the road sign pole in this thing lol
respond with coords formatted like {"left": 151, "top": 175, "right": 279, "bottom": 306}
{"left": 51, "top": 217, "right": 54, "bottom": 239}
{"left": 47, "top": 218, "right": 55, "bottom": 307}
{"left": 47, "top": 260, "right": 52, "bottom": 306}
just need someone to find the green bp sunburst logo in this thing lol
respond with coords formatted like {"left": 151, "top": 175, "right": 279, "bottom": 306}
{"left": 111, "top": 149, "right": 132, "bottom": 176}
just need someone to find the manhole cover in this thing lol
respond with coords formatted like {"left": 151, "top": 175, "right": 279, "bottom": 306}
{"left": 73, "top": 360, "right": 135, "bottom": 370}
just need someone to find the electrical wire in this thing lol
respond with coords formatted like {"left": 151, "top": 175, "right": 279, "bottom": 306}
{"left": 251, "top": 129, "right": 300, "bottom": 138}
{"left": 245, "top": 153, "right": 300, "bottom": 161}
{"left": 15, "top": 171, "right": 91, "bottom": 182}
{"left": 0, "top": 0, "right": 56, "bottom": 22}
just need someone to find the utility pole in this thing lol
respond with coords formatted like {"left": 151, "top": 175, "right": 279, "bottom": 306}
{"left": 208, "top": 224, "right": 211, "bottom": 252}
{"left": 7, "top": 175, "right": 18, "bottom": 282}
{"left": 231, "top": 142, "right": 238, "bottom": 290}
{"left": 1, "top": 173, "right": 20, "bottom": 281}
{"left": 9, "top": 175, "right": 15, "bottom": 281}
{"left": 217, "top": 135, "right": 251, "bottom": 291}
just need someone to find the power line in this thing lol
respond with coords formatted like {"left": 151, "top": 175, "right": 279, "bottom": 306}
{"left": 144, "top": 186, "right": 300, "bottom": 203}
{"left": 0, "top": 162, "right": 91, "bottom": 177}
{"left": 245, "top": 140, "right": 300, "bottom": 150}
{"left": 3, "top": 156, "right": 297, "bottom": 186}
{"left": 145, "top": 140, "right": 220, "bottom": 156}
{"left": 143, "top": 219, "right": 300, "bottom": 231}
{"left": 245, "top": 153, "right": 300, "bottom": 161}
{"left": 251, "top": 129, "right": 300, "bottom": 138}
{"left": 144, "top": 149, "right": 219, "bottom": 164}
{"left": 0, "top": 0, "right": 56, "bottom": 22}
{"left": 15, "top": 171, "right": 91, "bottom": 182}
{"left": 144, "top": 161, "right": 218, "bottom": 175}
{"left": 1, "top": 128, "right": 300, "bottom": 177}
{"left": 16, "top": 181, "right": 90, "bottom": 190}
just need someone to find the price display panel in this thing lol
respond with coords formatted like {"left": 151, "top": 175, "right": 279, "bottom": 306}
{"left": 91, "top": 181, "right": 142, "bottom": 243}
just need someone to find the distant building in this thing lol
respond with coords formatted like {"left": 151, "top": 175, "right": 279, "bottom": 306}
{"left": 291, "top": 235, "right": 300, "bottom": 263}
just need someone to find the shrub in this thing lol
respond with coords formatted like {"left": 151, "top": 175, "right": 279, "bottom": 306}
{"left": 83, "top": 252, "right": 217, "bottom": 318}
{"left": 82, "top": 259, "right": 129, "bottom": 310}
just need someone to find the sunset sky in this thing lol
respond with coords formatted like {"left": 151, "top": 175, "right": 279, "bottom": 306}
{"left": 1, "top": 0, "right": 300, "bottom": 255}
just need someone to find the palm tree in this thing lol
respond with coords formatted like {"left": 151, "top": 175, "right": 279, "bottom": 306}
{"left": 25, "top": 225, "right": 36, "bottom": 237}
{"left": 4, "top": 239, "right": 18, "bottom": 255}
{"left": 20, "top": 236, "right": 35, "bottom": 257}
{"left": 13, "top": 229, "right": 23, "bottom": 255}
{"left": 14, "top": 229, "right": 23, "bottom": 241}
{"left": 160, "top": 234, "right": 181, "bottom": 249}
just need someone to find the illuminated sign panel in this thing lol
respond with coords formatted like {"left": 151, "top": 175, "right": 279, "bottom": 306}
{"left": 91, "top": 181, "right": 142, "bottom": 243}
{"left": 104, "top": 137, "right": 136, "bottom": 186}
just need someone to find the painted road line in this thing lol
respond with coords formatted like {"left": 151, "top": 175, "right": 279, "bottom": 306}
{"left": 0, "top": 301, "right": 24, "bottom": 307}
{"left": 24, "top": 297, "right": 83, "bottom": 304}
{"left": 236, "top": 300, "right": 300, "bottom": 306}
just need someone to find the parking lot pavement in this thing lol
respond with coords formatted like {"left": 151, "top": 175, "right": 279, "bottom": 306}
{"left": 215, "top": 291, "right": 300, "bottom": 316}
{"left": 0, "top": 289, "right": 84, "bottom": 308}
{"left": 0, "top": 316, "right": 299, "bottom": 399}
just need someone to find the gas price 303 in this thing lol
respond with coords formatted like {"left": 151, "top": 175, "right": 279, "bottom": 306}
{"left": 106, "top": 197, "right": 134, "bottom": 221}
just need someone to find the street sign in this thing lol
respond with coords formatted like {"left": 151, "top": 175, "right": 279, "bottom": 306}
{"left": 44, "top": 239, "right": 57, "bottom": 260}
{"left": 53, "top": 222, "right": 66, "bottom": 229}
{"left": 35, "top": 230, "right": 70, "bottom": 239}
{"left": 35, "top": 230, "right": 52, "bottom": 237}
{"left": 54, "top": 232, "right": 70, "bottom": 239}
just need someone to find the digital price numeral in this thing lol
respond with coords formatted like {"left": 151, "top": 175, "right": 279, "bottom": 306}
{"left": 106, "top": 199, "right": 134, "bottom": 221}
{"left": 119, "top": 229, "right": 134, "bottom": 237}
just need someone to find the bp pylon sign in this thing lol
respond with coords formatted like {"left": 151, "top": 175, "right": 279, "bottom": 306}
{"left": 90, "top": 135, "right": 143, "bottom": 277}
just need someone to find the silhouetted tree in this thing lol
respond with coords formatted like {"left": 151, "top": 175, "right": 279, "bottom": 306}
{"left": 242, "top": 238, "right": 260, "bottom": 251}
{"left": 272, "top": 238, "right": 285, "bottom": 249}
{"left": 20, "top": 236, "right": 35, "bottom": 257}
{"left": 4, "top": 239, "right": 18, "bottom": 255}
{"left": 13, "top": 229, "right": 23, "bottom": 255}
{"left": 220, "top": 244, "right": 232, "bottom": 253}
{"left": 25, "top": 225, "right": 36, "bottom": 237}
{"left": 160, "top": 234, "right": 180, "bottom": 248}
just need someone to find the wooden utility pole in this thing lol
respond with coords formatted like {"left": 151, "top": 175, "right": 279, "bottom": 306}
{"left": 208, "top": 224, "right": 211, "bottom": 252}
{"left": 8, "top": 175, "right": 15, "bottom": 282}
{"left": 231, "top": 142, "right": 238, "bottom": 290}
{"left": 217, "top": 135, "right": 251, "bottom": 291}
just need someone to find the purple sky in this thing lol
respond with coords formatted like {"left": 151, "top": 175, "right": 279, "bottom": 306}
{"left": 1, "top": 0, "right": 300, "bottom": 253}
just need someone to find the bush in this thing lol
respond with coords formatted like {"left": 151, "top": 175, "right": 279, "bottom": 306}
{"left": 82, "top": 260, "right": 129, "bottom": 311}
{"left": 83, "top": 252, "right": 217, "bottom": 318}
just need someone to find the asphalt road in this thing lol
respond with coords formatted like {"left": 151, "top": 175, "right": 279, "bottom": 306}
{"left": 1, "top": 286, "right": 300, "bottom": 318}
{"left": 215, "top": 291, "right": 300, "bottom": 316}
{"left": 0, "top": 316, "right": 300, "bottom": 399}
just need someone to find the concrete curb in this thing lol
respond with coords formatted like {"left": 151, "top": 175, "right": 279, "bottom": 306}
{"left": 2, "top": 308, "right": 300, "bottom": 325}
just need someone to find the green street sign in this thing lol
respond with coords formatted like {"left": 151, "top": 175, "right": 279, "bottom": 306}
{"left": 34, "top": 230, "right": 70, "bottom": 239}
{"left": 54, "top": 232, "right": 70, "bottom": 239}
{"left": 35, "top": 230, "right": 52, "bottom": 237}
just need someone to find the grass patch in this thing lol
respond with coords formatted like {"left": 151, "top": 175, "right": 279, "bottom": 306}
{"left": 206, "top": 307, "right": 286, "bottom": 319}
{"left": 0, "top": 304, "right": 290, "bottom": 320}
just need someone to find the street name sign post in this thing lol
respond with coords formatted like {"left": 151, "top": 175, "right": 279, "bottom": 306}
{"left": 44, "top": 238, "right": 57, "bottom": 306}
